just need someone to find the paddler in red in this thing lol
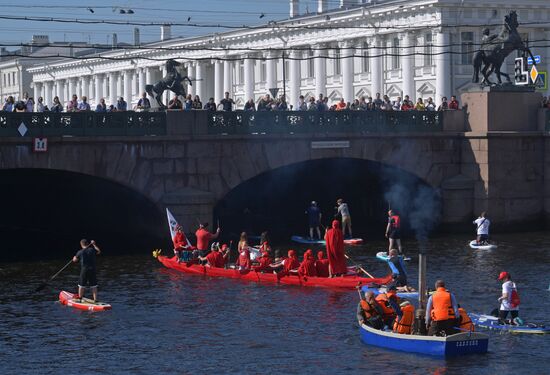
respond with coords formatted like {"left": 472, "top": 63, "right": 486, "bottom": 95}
{"left": 325, "top": 219, "right": 348, "bottom": 277}
{"left": 278, "top": 249, "right": 300, "bottom": 279}
{"left": 298, "top": 249, "right": 317, "bottom": 277}
{"left": 237, "top": 245, "right": 251, "bottom": 270}
{"left": 195, "top": 222, "right": 220, "bottom": 257}
{"left": 173, "top": 225, "right": 192, "bottom": 263}
{"left": 315, "top": 250, "right": 330, "bottom": 277}
{"left": 253, "top": 249, "right": 273, "bottom": 273}
{"left": 199, "top": 242, "right": 228, "bottom": 268}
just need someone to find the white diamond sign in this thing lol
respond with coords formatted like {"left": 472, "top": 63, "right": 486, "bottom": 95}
{"left": 18, "top": 122, "right": 28, "bottom": 137}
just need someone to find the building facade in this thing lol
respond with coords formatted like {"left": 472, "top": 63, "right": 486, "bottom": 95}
{"left": 26, "top": 0, "right": 550, "bottom": 109}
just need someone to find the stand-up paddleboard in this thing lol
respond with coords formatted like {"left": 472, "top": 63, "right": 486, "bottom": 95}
{"left": 376, "top": 251, "right": 411, "bottom": 262}
{"left": 59, "top": 291, "right": 112, "bottom": 312}
{"left": 470, "top": 313, "right": 549, "bottom": 334}
{"left": 469, "top": 241, "right": 497, "bottom": 250}
{"left": 291, "top": 236, "right": 364, "bottom": 246}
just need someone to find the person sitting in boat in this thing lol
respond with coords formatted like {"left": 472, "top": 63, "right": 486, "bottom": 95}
{"left": 198, "top": 242, "right": 228, "bottom": 268}
{"left": 457, "top": 304, "right": 474, "bottom": 332}
{"left": 298, "top": 249, "right": 317, "bottom": 277}
{"left": 375, "top": 285, "right": 403, "bottom": 329}
{"left": 305, "top": 201, "right": 322, "bottom": 240}
{"left": 259, "top": 231, "right": 271, "bottom": 253}
{"left": 497, "top": 271, "right": 520, "bottom": 325}
{"left": 325, "top": 220, "right": 348, "bottom": 277}
{"left": 315, "top": 250, "right": 330, "bottom": 277}
{"left": 195, "top": 222, "right": 220, "bottom": 257}
{"left": 425, "top": 280, "right": 459, "bottom": 336}
{"left": 173, "top": 225, "right": 193, "bottom": 263}
{"left": 357, "top": 290, "right": 384, "bottom": 329}
{"left": 387, "top": 249, "right": 413, "bottom": 292}
{"left": 473, "top": 212, "right": 491, "bottom": 245}
{"left": 252, "top": 249, "right": 273, "bottom": 273}
{"left": 278, "top": 249, "right": 300, "bottom": 278}
{"left": 237, "top": 240, "right": 251, "bottom": 271}
{"left": 393, "top": 301, "right": 415, "bottom": 334}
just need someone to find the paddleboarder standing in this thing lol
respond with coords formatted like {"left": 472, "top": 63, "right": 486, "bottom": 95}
{"left": 305, "top": 201, "right": 322, "bottom": 240}
{"left": 385, "top": 209, "right": 403, "bottom": 255}
{"left": 473, "top": 212, "right": 491, "bottom": 245}
{"left": 72, "top": 239, "right": 101, "bottom": 302}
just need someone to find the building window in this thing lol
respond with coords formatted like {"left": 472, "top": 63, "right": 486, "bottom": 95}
{"left": 361, "top": 42, "right": 370, "bottom": 73}
{"left": 461, "top": 32, "right": 474, "bottom": 65}
{"left": 260, "top": 60, "right": 266, "bottom": 82}
{"left": 334, "top": 48, "right": 341, "bottom": 75}
{"left": 424, "top": 33, "right": 433, "bottom": 66}
{"left": 392, "top": 38, "right": 400, "bottom": 70}
{"left": 307, "top": 50, "right": 314, "bottom": 78}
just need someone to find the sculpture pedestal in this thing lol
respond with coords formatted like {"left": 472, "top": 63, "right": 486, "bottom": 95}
{"left": 461, "top": 87, "right": 541, "bottom": 132}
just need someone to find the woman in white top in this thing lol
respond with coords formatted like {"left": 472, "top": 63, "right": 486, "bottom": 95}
{"left": 498, "top": 271, "right": 519, "bottom": 323}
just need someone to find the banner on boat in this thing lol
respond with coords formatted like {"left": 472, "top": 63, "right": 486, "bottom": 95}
{"left": 166, "top": 208, "right": 192, "bottom": 247}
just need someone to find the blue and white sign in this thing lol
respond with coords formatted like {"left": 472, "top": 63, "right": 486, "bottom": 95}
{"left": 527, "top": 55, "right": 541, "bottom": 65}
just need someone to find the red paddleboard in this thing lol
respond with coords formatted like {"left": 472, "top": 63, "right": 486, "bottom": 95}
{"left": 59, "top": 291, "right": 112, "bottom": 312}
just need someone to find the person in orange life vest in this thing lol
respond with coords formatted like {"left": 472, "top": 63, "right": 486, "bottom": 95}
{"left": 252, "top": 249, "right": 273, "bottom": 273}
{"left": 498, "top": 271, "right": 520, "bottom": 324}
{"left": 173, "top": 225, "right": 192, "bottom": 263}
{"left": 393, "top": 300, "right": 415, "bottom": 334}
{"left": 357, "top": 290, "right": 384, "bottom": 329}
{"left": 457, "top": 304, "right": 474, "bottom": 332}
{"left": 375, "top": 285, "right": 403, "bottom": 328}
{"left": 385, "top": 210, "right": 403, "bottom": 255}
{"left": 315, "top": 250, "right": 330, "bottom": 278}
{"left": 198, "top": 242, "right": 228, "bottom": 268}
{"left": 425, "top": 280, "right": 459, "bottom": 336}
{"left": 298, "top": 249, "right": 317, "bottom": 277}
{"left": 325, "top": 220, "right": 348, "bottom": 277}
{"left": 195, "top": 222, "right": 220, "bottom": 257}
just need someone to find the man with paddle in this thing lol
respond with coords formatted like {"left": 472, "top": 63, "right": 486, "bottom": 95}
{"left": 72, "top": 239, "right": 101, "bottom": 302}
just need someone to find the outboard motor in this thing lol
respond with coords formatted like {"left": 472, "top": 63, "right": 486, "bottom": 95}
{"left": 413, "top": 308, "right": 427, "bottom": 335}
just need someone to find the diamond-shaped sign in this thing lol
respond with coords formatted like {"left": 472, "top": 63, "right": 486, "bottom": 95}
{"left": 18, "top": 122, "right": 28, "bottom": 137}
{"left": 530, "top": 65, "right": 539, "bottom": 84}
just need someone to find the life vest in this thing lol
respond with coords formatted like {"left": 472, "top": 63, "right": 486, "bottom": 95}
{"left": 390, "top": 215, "right": 400, "bottom": 229}
{"left": 360, "top": 300, "right": 380, "bottom": 319}
{"left": 430, "top": 287, "right": 456, "bottom": 321}
{"left": 510, "top": 285, "right": 520, "bottom": 308}
{"left": 458, "top": 308, "right": 474, "bottom": 332}
{"left": 375, "top": 293, "right": 397, "bottom": 318}
{"left": 393, "top": 303, "right": 414, "bottom": 334}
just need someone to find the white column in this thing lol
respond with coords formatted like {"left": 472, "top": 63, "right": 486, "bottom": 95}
{"left": 95, "top": 74, "right": 104, "bottom": 104}
{"left": 102, "top": 77, "right": 108, "bottom": 103}
{"left": 266, "top": 51, "right": 277, "bottom": 95}
{"left": 401, "top": 32, "right": 415, "bottom": 101}
{"left": 88, "top": 76, "right": 94, "bottom": 101}
{"left": 138, "top": 68, "right": 146, "bottom": 96}
{"left": 81, "top": 76, "right": 89, "bottom": 100}
{"left": 289, "top": 50, "right": 301, "bottom": 107}
{"left": 162, "top": 66, "right": 170, "bottom": 104}
{"left": 116, "top": 74, "right": 123, "bottom": 101}
{"left": 223, "top": 59, "right": 232, "bottom": 97}
{"left": 244, "top": 56, "right": 255, "bottom": 102}
{"left": 124, "top": 70, "right": 132, "bottom": 106}
{"left": 109, "top": 72, "right": 118, "bottom": 105}
{"left": 371, "top": 36, "right": 383, "bottom": 97}
{"left": 68, "top": 78, "right": 76, "bottom": 99}
{"left": 341, "top": 41, "right": 355, "bottom": 103}
{"left": 145, "top": 67, "right": 152, "bottom": 86}
{"left": 435, "top": 29, "right": 451, "bottom": 105}
{"left": 195, "top": 61, "right": 204, "bottom": 100}
{"left": 76, "top": 78, "right": 82, "bottom": 98}
{"left": 214, "top": 60, "right": 223, "bottom": 102}
{"left": 33, "top": 82, "right": 41, "bottom": 110}
{"left": 44, "top": 81, "right": 53, "bottom": 107}
{"left": 58, "top": 80, "right": 66, "bottom": 105}
{"left": 314, "top": 45, "right": 327, "bottom": 96}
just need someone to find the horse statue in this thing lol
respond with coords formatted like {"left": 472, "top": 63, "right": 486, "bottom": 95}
{"left": 472, "top": 10, "right": 536, "bottom": 85}
{"left": 145, "top": 59, "right": 192, "bottom": 108}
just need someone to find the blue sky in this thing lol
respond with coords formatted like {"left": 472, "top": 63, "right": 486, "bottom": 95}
{"left": 0, "top": 0, "right": 328, "bottom": 48}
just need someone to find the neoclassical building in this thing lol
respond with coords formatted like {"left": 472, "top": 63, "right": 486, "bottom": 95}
{"left": 27, "top": 0, "right": 550, "bottom": 109}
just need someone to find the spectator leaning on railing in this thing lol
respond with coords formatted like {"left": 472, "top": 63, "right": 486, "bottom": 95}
{"left": 204, "top": 98, "right": 217, "bottom": 111}
{"left": 244, "top": 98, "right": 256, "bottom": 111}
{"left": 135, "top": 92, "right": 151, "bottom": 111}
{"left": 78, "top": 96, "right": 91, "bottom": 111}
{"left": 36, "top": 97, "right": 45, "bottom": 112}
{"left": 2, "top": 96, "right": 15, "bottom": 112}
{"left": 218, "top": 92, "right": 235, "bottom": 111}
{"left": 449, "top": 95, "right": 460, "bottom": 110}
{"left": 192, "top": 95, "right": 203, "bottom": 110}
{"left": 51, "top": 96, "right": 63, "bottom": 112}
{"left": 96, "top": 98, "right": 107, "bottom": 112}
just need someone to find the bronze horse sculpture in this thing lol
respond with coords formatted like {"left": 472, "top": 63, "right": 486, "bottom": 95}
{"left": 472, "top": 11, "right": 536, "bottom": 85}
{"left": 146, "top": 59, "right": 192, "bottom": 108}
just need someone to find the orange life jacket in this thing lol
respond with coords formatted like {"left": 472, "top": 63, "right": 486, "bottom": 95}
{"left": 430, "top": 287, "right": 456, "bottom": 321}
{"left": 393, "top": 303, "right": 415, "bottom": 334}
{"left": 458, "top": 308, "right": 474, "bottom": 332}
{"left": 360, "top": 300, "right": 380, "bottom": 319}
{"left": 375, "top": 293, "right": 397, "bottom": 318}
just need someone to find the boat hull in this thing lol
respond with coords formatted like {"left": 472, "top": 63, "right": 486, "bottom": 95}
{"left": 361, "top": 286, "right": 419, "bottom": 299}
{"left": 359, "top": 323, "right": 488, "bottom": 356}
{"left": 157, "top": 256, "right": 392, "bottom": 289}
{"left": 291, "top": 236, "right": 363, "bottom": 246}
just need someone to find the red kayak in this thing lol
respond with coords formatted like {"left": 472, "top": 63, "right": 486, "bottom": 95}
{"left": 59, "top": 291, "right": 112, "bottom": 312}
{"left": 156, "top": 255, "right": 392, "bottom": 289}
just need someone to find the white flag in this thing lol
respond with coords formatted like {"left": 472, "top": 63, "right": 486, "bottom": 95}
{"left": 166, "top": 208, "right": 192, "bottom": 247}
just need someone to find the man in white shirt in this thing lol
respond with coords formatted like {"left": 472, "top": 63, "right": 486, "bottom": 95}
{"left": 498, "top": 271, "right": 519, "bottom": 324}
{"left": 336, "top": 198, "right": 352, "bottom": 238}
{"left": 473, "top": 212, "right": 490, "bottom": 245}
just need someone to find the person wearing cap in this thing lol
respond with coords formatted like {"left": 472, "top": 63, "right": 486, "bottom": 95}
{"left": 357, "top": 290, "right": 384, "bottom": 329}
{"left": 173, "top": 225, "right": 193, "bottom": 263}
{"left": 375, "top": 285, "right": 403, "bottom": 328}
{"left": 199, "top": 242, "right": 228, "bottom": 268}
{"left": 335, "top": 198, "right": 352, "bottom": 238}
{"left": 498, "top": 271, "right": 520, "bottom": 323}
{"left": 473, "top": 212, "right": 491, "bottom": 245}
{"left": 298, "top": 249, "right": 317, "bottom": 277}
{"left": 252, "top": 248, "right": 273, "bottom": 273}
{"left": 425, "top": 280, "right": 459, "bottom": 336}
{"left": 195, "top": 222, "right": 220, "bottom": 257}
{"left": 315, "top": 250, "right": 330, "bottom": 277}
{"left": 278, "top": 249, "right": 300, "bottom": 278}
{"left": 305, "top": 201, "right": 322, "bottom": 239}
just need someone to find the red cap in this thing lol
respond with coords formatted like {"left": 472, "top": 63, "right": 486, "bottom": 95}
{"left": 498, "top": 271, "right": 509, "bottom": 280}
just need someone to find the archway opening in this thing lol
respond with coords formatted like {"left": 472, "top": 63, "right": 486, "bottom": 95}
{"left": 214, "top": 158, "right": 441, "bottom": 243}
{"left": 0, "top": 169, "right": 165, "bottom": 261}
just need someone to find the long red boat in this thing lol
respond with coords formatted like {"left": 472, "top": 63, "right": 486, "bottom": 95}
{"left": 156, "top": 255, "right": 392, "bottom": 289}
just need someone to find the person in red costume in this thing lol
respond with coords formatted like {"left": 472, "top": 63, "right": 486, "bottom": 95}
{"left": 315, "top": 250, "right": 330, "bottom": 277}
{"left": 237, "top": 244, "right": 251, "bottom": 270}
{"left": 195, "top": 222, "right": 220, "bottom": 257}
{"left": 325, "top": 220, "right": 348, "bottom": 277}
{"left": 199, "top": 242, "right": 228, "bottom": 268}
{"left": 253, "top": 249, "right": 273, "bottom": 273}
{"left": 278, "top": 249, "right": 300, "bottom": 279}
{"left": 173, "top": 225, "right": 193, "bottom": 263}
{"left": 298, "top": 249, "right": 317, "bottom": 277}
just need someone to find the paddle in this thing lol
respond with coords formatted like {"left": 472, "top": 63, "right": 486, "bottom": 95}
{"left": 345, "top": 254, "right": 375, "bottom": 279}
{"left": 35, "top": 259, "right": 73, "bottom": 292}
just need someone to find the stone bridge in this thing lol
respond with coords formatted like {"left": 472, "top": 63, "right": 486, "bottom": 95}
{"left": 1, "top": 89, "right": 549, "bottom": 233}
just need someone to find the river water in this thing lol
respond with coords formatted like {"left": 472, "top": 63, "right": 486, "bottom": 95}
{"left": 1, "top": 232, "right": 549, "bottom": 374}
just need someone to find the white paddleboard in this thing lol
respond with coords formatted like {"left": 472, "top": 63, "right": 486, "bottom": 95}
{"left": 469, "top": 240, "right": 497, "bottom": 250}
